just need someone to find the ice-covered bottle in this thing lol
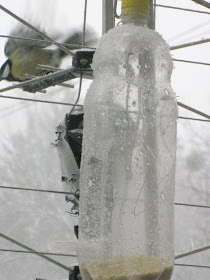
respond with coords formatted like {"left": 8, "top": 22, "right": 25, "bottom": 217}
{"left": 78, "top": 1, "right": 178, "bottom": 280}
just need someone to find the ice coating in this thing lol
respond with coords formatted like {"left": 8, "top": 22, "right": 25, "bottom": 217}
{"left": 92, "top": 25, "right": 173, "bottom": 82}
{"left": 79, "top": 23, "right": 177, "bottom": 280}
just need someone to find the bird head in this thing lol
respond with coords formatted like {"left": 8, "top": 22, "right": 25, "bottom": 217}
{"left": 0, "top": 59, "right": 15, "bottom": 81}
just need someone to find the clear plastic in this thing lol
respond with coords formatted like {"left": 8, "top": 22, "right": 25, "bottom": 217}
{"left": 78, "top": 21, "right": 177, "bottom": 280}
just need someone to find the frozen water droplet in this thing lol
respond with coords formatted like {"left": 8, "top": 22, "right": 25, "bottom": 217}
{"left": 161, "top": 192, "right": 165, "bottom": 201}
{"left": 164, "top": 88, "right": 169, "bottom": 96}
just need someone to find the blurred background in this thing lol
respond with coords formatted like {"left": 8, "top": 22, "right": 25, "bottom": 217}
{"left": 0, "top": 0, "right": 209, "bottom": 279}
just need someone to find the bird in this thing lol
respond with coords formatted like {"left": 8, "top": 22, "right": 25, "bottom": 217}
{"left": 0, "top": 24, "right": 95, "bottom": 82}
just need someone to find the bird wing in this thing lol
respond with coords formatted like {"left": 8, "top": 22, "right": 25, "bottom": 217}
{"left": 4, "top": 24, "right": 51, "bottom": 58}
{"left": 63, "top": 28, "right": 98, "bottom": 49}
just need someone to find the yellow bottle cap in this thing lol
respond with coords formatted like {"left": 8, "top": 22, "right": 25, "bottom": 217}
{"left": 121, "top": 0, "right": 150, "bottom": 15}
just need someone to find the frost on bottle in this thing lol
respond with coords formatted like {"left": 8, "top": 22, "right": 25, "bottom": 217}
{"left": 78, "top": 6, "right": 177, "bottom": 280}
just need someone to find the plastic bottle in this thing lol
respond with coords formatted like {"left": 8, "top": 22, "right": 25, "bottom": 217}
{"left": 78, "top": 1, "right": 177, "bottom": 280}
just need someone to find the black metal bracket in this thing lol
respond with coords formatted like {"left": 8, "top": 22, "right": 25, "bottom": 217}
{"left": 73, "top": 50, "right": 95, "bottom": 70}
{"left": 72, "top": 50, "right": 95, "bottom": 79}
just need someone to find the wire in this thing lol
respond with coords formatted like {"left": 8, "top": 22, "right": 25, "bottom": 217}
{"left": 0, "top": 232, "right": 70, "bottom": 272}
{"left": 178, "top": 116, "right": 210, "bottom": 122}
{"left": 0, "top": 4, "right": 75, "bottom": 57}
{"left": 170, "top": 38, "right": 210, "bottom": 50}
{"left": 2, "top": 245, "right": 210, "bottom": 263}
{"left": 0, "top": 248, "right": 77, "bottom": 257}
{"left": 175, "top": 245, "right": 210, "bottom": 260}
{"left": 69, "top": 74, "right": 82, "bottom": 114}
{"left": 168, "top": 19, "right": 209, "bottom": 46}
{"left": 173, "top": 58, "right": 210, "bottom": 66}
{"left": 155, "top": 4, "right": 210, "bottom": 15}
{"left": 2, "top": 245, "right": 209, "bottom": 261}
{"left": 68, "top": 0, "right": 87, "bottom": 114}
{"left": 69, "top": 74, "right": 83, "bottom": 115}
{"left": 191, "top": 0, "right": 210, "bottom": 9}
{"left": 2, "top": 185, "right": 210, "bottom": 209}
{"left": 0, "top": 34, "right": 96, "bottom": 50}
{"left": 0, "top": 95, "right": 83, "bottom": 107}
{"left": 0, "top": 185, "right": 79, "bottom": 196}
{"left": 0, "top": 95, "right": 209, "bottom": 122}
{"left": 2, "top": 248, "right": 210, "bottom": 269}
{"left": 174, "top": 263, "right": 210, "bottom": 269}
{"left": 177, "top": 102, "right": 210, "bottom": 120}
{"left": 175, "top": 202, "right": 210, "bottom": 209}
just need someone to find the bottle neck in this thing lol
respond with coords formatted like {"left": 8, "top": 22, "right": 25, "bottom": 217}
{"left": 121, "top": 12, "right": 149, "bottom": 27}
